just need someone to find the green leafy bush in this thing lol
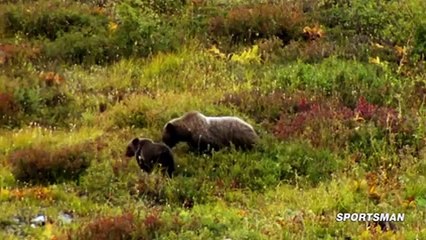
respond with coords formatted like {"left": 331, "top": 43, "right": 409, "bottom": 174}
{"left": 278, "top": 143, "right": 340, "bottom": 185}
{"left": 414, "top": 22, "right": 426, "bottom": 59}
{"left": 164, "top": 176, "right": 213, "bottom": 207}
{"left": 113, "top": 0, "right": 180, "bottom": 58}
{"left": 129, "top": 173, "right": 168, "bottom": 204}
{"left": 79, "top": 158, "right": 134, "bottom": 203}
{"left": 3, "top": 3, "right": 108, "bottom": 40}
{"left": 269, "top": 57, "right": 401, "bottom": 107}
{"left": 247, "top": 141, "right": 340, "bottom": 186}
{"left": 173, "top": 140, "right": 340, "bottom": 189}
{"left": 39, "top": 0, "right": 184, "bottom": 64}
{"left": 143, "top": 0, "right": 187, "bottom": 15}
{"left": 318, "top": 0, "right": 426, "bottom": 46}
{"left": 320, "top": 0, "right": 387, "bottom": 38}
{"left": 129, "top": 173, "right": 213, "bottom": 207}
{"left": 12, "top": 87, "right": 83, "bottom": 127}
{"left": 43, "top": 30, "right": 115, "bottom": 65}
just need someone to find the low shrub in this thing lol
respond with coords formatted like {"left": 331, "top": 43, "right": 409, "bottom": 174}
{"left": 66, "top": 211, "right": 170, "bottom": 240}
{"left": 319, "top": 0, "right": 388, "bottom": 39}
{"left": 164, "top": 176, "right": 213, "bottom": 207}
{"left": 129, "top": 173, "right": 168, "bottom": 205}
{"left": 210, "top": 140, "right": 341, "bottom": 187}
{"left": 109, "top": 95, "right": 155, "bottom": 129}
{"left": 280, "top": 39, "right": 335, "bottom": 63}
{"left": 3, "top": 2, "right": 108, "bottom": 40}
{"left": 112, "top": 0, "right": 181, "bottom": 58}
{"left": 129, "top": 173, "right": 212, "bottom": 207}
{"left": 409, "top": 81, "right": 426, "bottom": 108}
{"left": 269, "top": 57, "right": 401, "bottom": 107}
{"left": 12, "top": 87, "right": 41, "bottom": 117}
{"left": 256, "top": 37, "right": 285, "bottom": 63}
{"left": 217, "top": 90, "right": 301, "bottom": 124}
{"left": 171, "top": 139, "right": 340, "bottom": 189}
{"left": 11, "top": 87, "right": 83, "bottom": 128}
{"left": 70, "top": 213, "right": 136, "bottom": 240}
{"left": 109, "top": 92, "right": 233, "bottom": 131}
{"left": 2, "top": 1, "right": 114, "bottom": 65}
{"left": 273, "top": 142, "right": 340, "bottom": 185}
{"left": 8, "top": 142, "right": 94, "bottom": 184}
{"left": 209, "top": 2, "right": 305, "bottom": 45}
{"left": 79, "top": 159, "right": 133, "bottom": 203}
{"left": 316, "top": 0, "right": 426, "bottom": 61}
{"left": 0, "top": 43, "right": 41, "bottom": 65}
{"left": 414, "top": 22, "right": 426, "bottom": 59}
{"left": 273, "top": 96, "right": 354, "bottom": 150}
{"left": 143, "top": 0, "right": 187, "bottom": 15}
{"left": 43, "top": 30, "right": 115, "bottom": 65}
{"left": 273, "top": 95, "right": 419, "bottom": 163}
{"left": 40, "top": 0, "right": 184, "bottom": 65}
{"left": 0, "top": 92, "right": 20, "bottom": 127}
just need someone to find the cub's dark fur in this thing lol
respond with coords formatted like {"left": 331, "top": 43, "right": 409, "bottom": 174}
{"left": 162, "top": 111, "right": 259, "bottom": 154}
{"left": 125, "top": 138, "right": 175, "bottom": 177}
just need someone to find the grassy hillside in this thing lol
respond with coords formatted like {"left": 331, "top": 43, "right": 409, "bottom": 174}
{"left": 0, "top": 0, "right": 425, "bottom": 239}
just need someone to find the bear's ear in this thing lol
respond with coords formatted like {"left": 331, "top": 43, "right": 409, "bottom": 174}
{"left": 165, "top": 123, "right": 176, "bottom": 133}
{"left": 131, "top": 138, "right": 140, "bottom": 147}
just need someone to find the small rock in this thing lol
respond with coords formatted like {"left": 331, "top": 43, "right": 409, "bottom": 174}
{"left": 30, "top": 214, "right": 46, "bottom": 227}
{"left": 58, "top": 212, "right": 73, "bottom": 225}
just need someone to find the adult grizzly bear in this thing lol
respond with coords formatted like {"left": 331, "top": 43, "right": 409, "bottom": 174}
{"left": 162, "top": 111, "right": 258, "bottom": 154}
{"left": 125, "top": 138, "right": 175, "bottom": 177}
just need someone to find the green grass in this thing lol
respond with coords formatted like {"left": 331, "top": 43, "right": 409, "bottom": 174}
{"left": 0, "top": 0, "right": 425, "bottom": 239}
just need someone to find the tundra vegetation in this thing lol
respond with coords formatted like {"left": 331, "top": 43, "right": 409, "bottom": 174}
{"left": 0, "top": 0, "right": 425, "bottom": 239}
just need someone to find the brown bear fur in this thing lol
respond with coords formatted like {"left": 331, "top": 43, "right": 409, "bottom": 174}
{"left": 162, "top": 111, "right": 258, "bottom": 154}
{"left": 125, "top": 138, "right": 175, "bottom": 177}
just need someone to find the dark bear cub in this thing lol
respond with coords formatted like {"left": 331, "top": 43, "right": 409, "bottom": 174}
{"left": 162, "top": 111, "right": 259, "bottom": 154}
{"left": 125, "top": 138, "right": 175, "bottom": 177}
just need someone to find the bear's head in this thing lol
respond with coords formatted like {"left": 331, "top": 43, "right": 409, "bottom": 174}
{"left": 125, "top": 137, "right": 140, "bottom": 157}
{"left": 162, "top": 122, "right": 191, "bottom": 148}
{"left": 125, "top": 138, "right": 153, "bottom": 157}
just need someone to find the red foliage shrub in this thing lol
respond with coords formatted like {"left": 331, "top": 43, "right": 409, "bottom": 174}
{"left": 66, "top": 211, "right": 167, "bottom": 240}
{"left": 72, "top": 213, "right": 136, "bottom": 240}
{"left": 9, "top": 142, "right": 94, "bottom": 184}
{"left": 355, "top": 96, "right": 404, "bottom": 133}
{"left": 273, "top": 95, "right": 414, "bottom": 149}
{"left": 0, "top": 92, "right": 19, "bottom": 124}
{"left": 0, "top": 43, "right": 40, "bottom": 65}
{"left": 0, "top": 92, "right": 17, "bottom": 109}
{"left": 280, "top": 39, "right": 335, "bottom": 63}
{"left": 354, "top": 96, "right": 377, "bottom": 120}
{"left": 273, "top": 96, "right": 354, "bottom": 148}
{"left": 144, "top": 211, "right": 163, "bottom": 232}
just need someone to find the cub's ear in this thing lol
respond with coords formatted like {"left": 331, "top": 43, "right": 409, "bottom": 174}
{"left": 165, "top": 123, "right": 175, "bottom": 132}
{"left": 131, "top": 138, "right": 140, "bottom": 147}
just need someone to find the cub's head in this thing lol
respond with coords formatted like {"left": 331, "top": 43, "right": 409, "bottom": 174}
{"left": 125, "top": 138, "right": 153, "bottom": 157}
{"left": 125, "top": 138, "right": 140, "bottom": 157}
{"left": 162, "top": 122, "right": 191, "bottom": 148}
